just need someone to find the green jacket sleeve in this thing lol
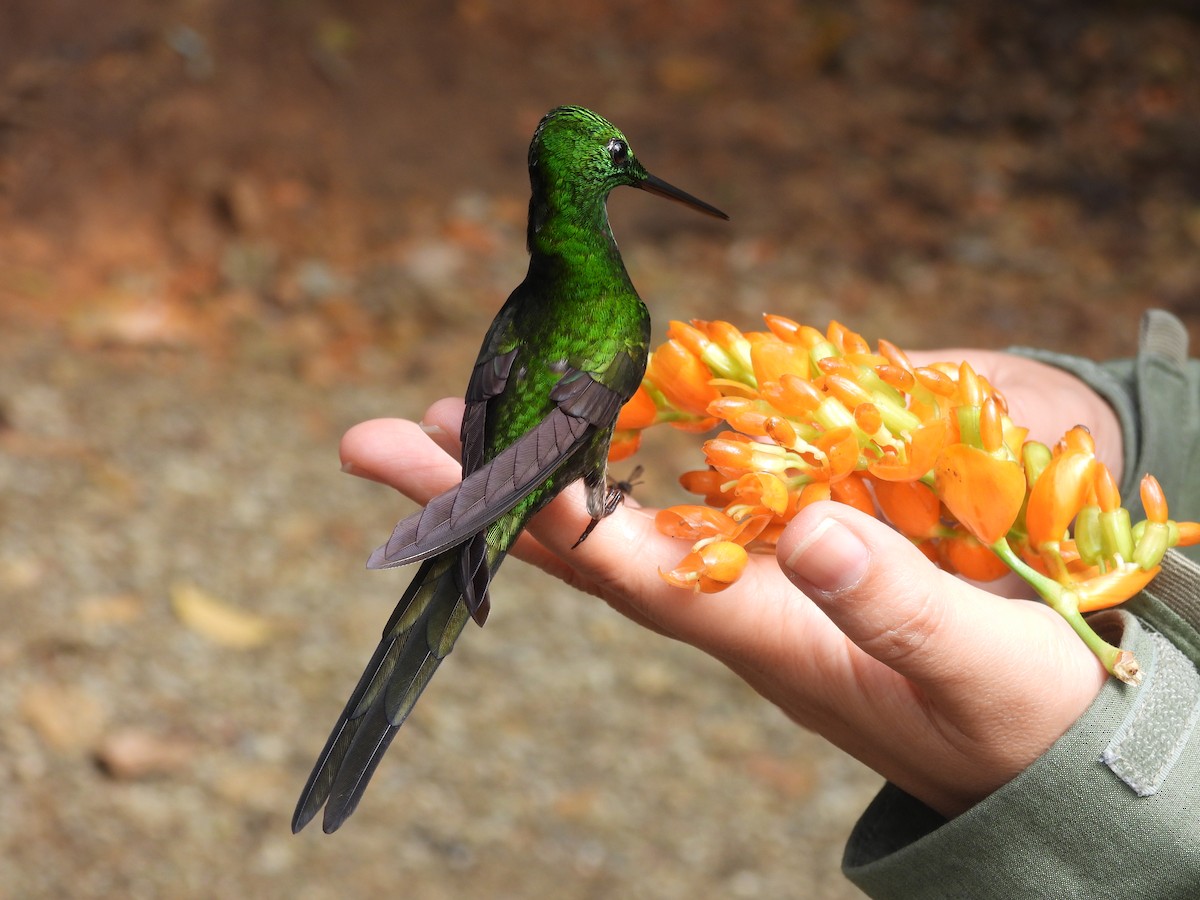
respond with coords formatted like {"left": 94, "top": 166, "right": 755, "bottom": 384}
{"left": 843, "top": 311, "right": 1200, "bottom": 899}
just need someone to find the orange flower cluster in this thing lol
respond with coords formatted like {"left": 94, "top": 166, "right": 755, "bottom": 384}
{"left": 613, "top": 316, "right": 1200, "bottom": 683}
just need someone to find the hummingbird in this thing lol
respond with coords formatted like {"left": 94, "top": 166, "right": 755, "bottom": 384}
{"left": 292, "top": 105, "right": 728, "bottom": 834}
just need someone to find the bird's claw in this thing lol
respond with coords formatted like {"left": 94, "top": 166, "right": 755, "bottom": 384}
{"left": 572, "top": 466, "right": 643, "bottom": 548}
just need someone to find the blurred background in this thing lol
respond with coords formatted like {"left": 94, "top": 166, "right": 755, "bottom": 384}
{"left": 2, "top": 1, "right": 1198, "bottom": 897}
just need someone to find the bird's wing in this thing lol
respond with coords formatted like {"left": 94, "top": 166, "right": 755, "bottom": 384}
{"left": 461, "top": 345, "right": 520, "bottom": 478}
{"left": 366, "top": 362, "right": 632, "bottom": 570}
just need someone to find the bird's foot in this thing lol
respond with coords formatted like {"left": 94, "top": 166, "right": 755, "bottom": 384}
{"left": 572, "top": 466, "right": 643, "bottom": 548}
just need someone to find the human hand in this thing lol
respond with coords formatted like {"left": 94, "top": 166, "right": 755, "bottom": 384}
{"left": 339, "top": 352, "right": 1118, "bottom": 818}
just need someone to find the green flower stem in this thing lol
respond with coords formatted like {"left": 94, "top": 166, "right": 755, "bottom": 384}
{"left": 990, "top": 537, "right": 1142, "bottom": 685}
{"left": 956, "top": 405, "right": 982, "bottom": 450}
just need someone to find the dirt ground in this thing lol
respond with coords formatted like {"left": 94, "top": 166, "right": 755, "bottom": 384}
{"left": 2, "top": 2, "right": 1199, "bottom": 898}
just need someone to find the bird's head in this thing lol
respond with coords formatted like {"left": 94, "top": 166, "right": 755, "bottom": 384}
{"left": 527, "top": 105, "right": 728, "bottom": 223}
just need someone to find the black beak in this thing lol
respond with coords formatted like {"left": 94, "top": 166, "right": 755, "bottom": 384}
{"left": 636, "top": 172, "right": 729, "bottom": 220}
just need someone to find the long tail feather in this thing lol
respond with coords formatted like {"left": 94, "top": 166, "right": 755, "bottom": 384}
{"left": 292, "top": 555, "right": 473, "bottom": 833}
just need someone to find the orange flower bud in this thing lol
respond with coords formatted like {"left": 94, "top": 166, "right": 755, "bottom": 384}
{"left": 615, "top": 384, "right": 658, "bottom": 430}
{"left": 780, "top": 324, "right": 831, "bottom": 351}
{"left": 678, "top": 469, "right": 734, "bottom": 506}
{"left": 877, "top": 338, "right": 914, "bottom": 372}
{"left": 934, "top": 444, "right": 1026, "bottom": 545}
{"left": 1091, "top": 463, "right": 1121, "bottom": 513}
{"left": 873, "top": 478, "right": 940, "bottom": 539}
{"left": 874, "top": 364, "right": 916, "bottom": 393}
{"left": 816, "top": 356, "right": 855, "bottom": 377}
{"left": 749, "top": 333, "right": 809, "bottom": 385}
{"left": 667, "top": 320, "right": 712, "bottom": 358}
{"left": 692, "top": 321, "right": 752, "bottom": 378}
{"left": 985, "top": 378, "right": 1009, "bottom": 414}
{"left": 844, "top": 352, "right": 889, "bottom": 369}
{"left": 854, "top": 402, "right": 883, "bottom": 436}
{"left": 827, "top": 320, "right": 870, "bottom": 355}
{"left": 705, "top": 436, "right": 758, "bottom": 472}
{"left": 914, "top": 366, "right": 957, "bottom": 397}
{"left": 708, "top": 397, "right": 771, "bottom": 436}
{"left": 1025, "top": 449, "right": 1096, "bottom": 548}
{"left": 1140, "top": 473, "right": 1168, "bottom": 524}
{"left": 705, "top": 319, "right": 747, "bottom": 350}
{"left": 655, "top": 505, "right": 738, "bottom": 541}
{"left": 607, "top": 431, "right": 642, "bottom": 462}
{"left": 957, "top": 361, "right": 984, "bottom": 407}
{"left": 1057, "top": 425, "right": 1096, "bottom": 456}
{"left": 763, "top": 313, "right": 804, "bottom": 343}
{"left": 1075, "top": 563, "right": 1160, "bottom": 613}
{"left": 938, "top": 533, "right": 1011, "bottom": 581}
{"left": 1177, "top": 522, "right": 1200, "bottom": 547}
{"left": 823, "top": 373, "right": 872, "bottom": 409}
{"left": 733, "top": 472, "right": 790, "bottom": 515}
{"left": 646, "top": 340, "right": 720, "bottom": 417}
{"left": 764, "top": 415, "right": 798, "bottom": 448}
{"left": 868, "top": 418, "right": 948, "bottom": 482}
{"left": 760, "top": 373, "right": 822, "bottom": 417}
{"left": 830, "top": 472, "right": 876, "bottom": 517}
{"left": 979, "top": 396, "right": 1003, "bottom": 453}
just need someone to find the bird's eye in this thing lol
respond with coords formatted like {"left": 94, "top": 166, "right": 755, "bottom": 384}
{"left": 607, "top": 139, "right": 629, "bottom": 165}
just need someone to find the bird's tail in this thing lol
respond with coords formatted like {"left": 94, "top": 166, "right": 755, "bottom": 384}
{"left": 292, "top": 552, "right": 475, "bottom": 833}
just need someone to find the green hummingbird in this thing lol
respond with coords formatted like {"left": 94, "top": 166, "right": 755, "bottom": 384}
{"left": 292, "top": 105, "right": 728, "bottom": 834}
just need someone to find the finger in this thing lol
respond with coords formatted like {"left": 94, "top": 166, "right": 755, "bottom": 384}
{"left": 339, "top": 416, "right": 655, "bottom": 609}
{"left": 418, "top": 398, "right": 468, "bottom": 459}
{"left": 339, "top": 414, "right": 551, "bottom": 553}
{"left": 521, "top": 478, "right": 839, "bottom": 660}
{"left": 340, "top": 417, "right": 461, "bottom": 495}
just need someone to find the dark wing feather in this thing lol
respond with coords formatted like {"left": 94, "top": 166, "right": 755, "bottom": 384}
{"left": 558, "top": 343, "right": 647, "bottom": 419}
{"left": 367, "top": 406, "right": 590, "bottom": 568}
{"left": 548, "top": 360, "right": 633, "bottom": 423}
{"left": 456, "top": 344, "right": 520, "bottom": 618}
{"left": 457, "top": 530, "right": 493, "bottom": 624}
{"left": 461, "top": 346, "right": 520, "bottom": 477}
{"left": 367, "top": 360, "right": 633, "bottom": 567}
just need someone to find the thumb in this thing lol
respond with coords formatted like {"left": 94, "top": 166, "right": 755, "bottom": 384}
{"left": 776, "top": 502, "right": 1102, "bottom": 709}
{"left": 774, "top": 502, "right": 1107, "bottom": 814}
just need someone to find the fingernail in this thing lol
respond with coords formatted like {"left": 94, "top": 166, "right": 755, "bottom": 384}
{"left": 340, "top": 461, "right": 362, "bottom": 476}
{"left": 783, "top": 517, "right": 869, "bottom": 597}
{"left": 420, "top": 422, "right": 446, "bottom": 437}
